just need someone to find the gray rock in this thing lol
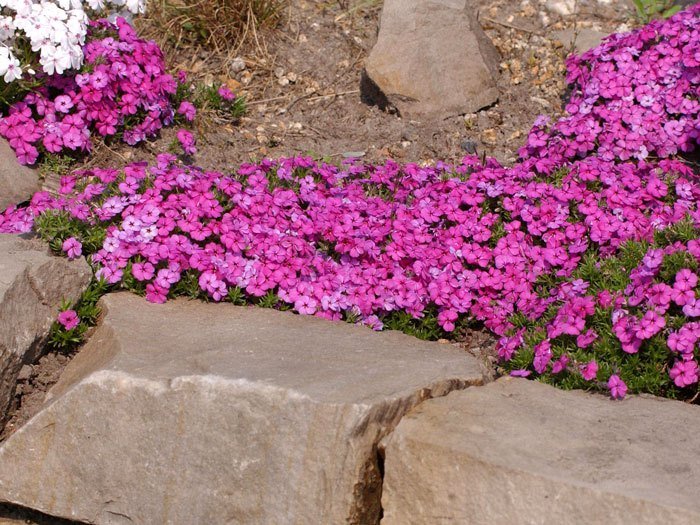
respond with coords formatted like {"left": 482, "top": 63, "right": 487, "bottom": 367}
{"left": 460, "top": 139, "right": 478, "bottom": 154}
{"left": 363, "top": 0, "right": 500, "bottom": 119}
{"left": 546, "top": 0, "right": 576, "bottom": 16}
{"left": 0, "top": 293, "right": 488, "bottom": 525}
{"left": 553, "top": 28, "right": 607, "bottom": 54}
{"left": 381, "top": 377, "right": 700, "bottom": 525}
{"left": 0, "top": 235, "right": 91, "bottom": 424}
{"left": 229, "top": 57, "right": 246, "bottom": 74}
{"left": 0, "top": 140, "right": 40, "bottom": 212}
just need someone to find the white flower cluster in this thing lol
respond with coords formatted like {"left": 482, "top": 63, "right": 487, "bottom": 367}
{"left": 0, "top": 0, "right": 145, "bottom": 83}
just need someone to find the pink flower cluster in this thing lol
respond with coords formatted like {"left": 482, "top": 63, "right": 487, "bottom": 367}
{"left": 1, "top": 6, "right": 699, "bottom": 401}
{"left": 522, "top": 5, "right": 700, "bottom": 165}
{"left": 516, "top": 239, "right": 700, "bottom": 394}
{"left": 0, "top": 18, "right": 177, "bottom": 165}
{"left": 1, "top": 153, "right": 697, "bottom": 341}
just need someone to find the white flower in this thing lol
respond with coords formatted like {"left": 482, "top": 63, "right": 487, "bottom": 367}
{"left": 39, "top": 43, "right": 70, "bottom": 74}
{"left": 0, "top": 0, "right": 147, "bottom": 83}
{"left": 4, "top": 52, "right": 21, "bottom": 82}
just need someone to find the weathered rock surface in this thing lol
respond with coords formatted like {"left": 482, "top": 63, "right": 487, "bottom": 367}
{"left": 0, "top": 235, "right": 91, "bottom": 424}
{"left": 0, "top": 140, "right": 40, "bottom": 212}
{"left": 381, "top": 377, "right": 700, "bottom": 525}
{"left": 553, "top": 28, "right": 607, "bottom": 54}
{"left": 363, "top": 0, "right": 500, "bottom": 119}
{"left": 0, "top": 293, "right": 488, "bottom": 525}
{"left": 545, "top": 0, "right": 576, "bottom": 16}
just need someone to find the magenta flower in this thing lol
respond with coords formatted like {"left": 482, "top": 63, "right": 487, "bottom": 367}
{"left": 551, "top": 355, "right": 570, "bottom": 374}
{"left": 176, "top": 129, "right": 197, "bottom": 155}
{"left": 57, "top": 310, "right": 80, "bottom": 331}
{"left": 580, "top": 361, "right": 598, "bottom": 381}
{"left": 61, "top": 237, "right": 82, "bottom": 259}
{"left": 669, "top": 360, "right": 699, "bottom": 388}
{"left": 608, "top": 374, "right": 628, "bottom": 400}
{"left": 510, "top": 369, "right": 531, "bottom": 377}
{"left": 576, "top": 329, "right": 598, "bottom": 348}
{"left": 177, "top": 101, "right": 197, "bottom": 122}
{"left": 218, "top": 86, "right": 235, "bottom": 101}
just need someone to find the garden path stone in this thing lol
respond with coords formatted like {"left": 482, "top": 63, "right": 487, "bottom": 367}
{"left": 380, "top": 377, "right": 700, "bottom": 525}
{"left": 0, "top": 235, "right": 91, "bottom": 425}
{"left": 0, "top": 140, "right": 40, "bottom": 212}
{"left": 362, "top": 0, "right": 500, "bottom": 119}
{"left": 0, "top": 292, "right": 489, "bottom": 525}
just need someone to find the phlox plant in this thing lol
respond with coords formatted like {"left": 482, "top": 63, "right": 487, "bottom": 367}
{"left": 1, "top": 4, "right": 700, "bottom": 402}
{"left": 506, "top": 219, "right": 700, "bottom": 401}
{"left": 522, "top": 6, "right": 700, "bottom": 165}
{"left": 0, "top": 17, "right": 178, "bottom": 164}
{"left": 1, "top": 150, "right": 698, "bottom": 401}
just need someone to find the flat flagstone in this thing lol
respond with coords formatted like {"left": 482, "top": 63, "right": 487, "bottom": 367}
{"left": 0, "top": 292, "right": 489, "bottom": 525}
{"left": 381, "top": 377, "right": 700, "bottom": 525}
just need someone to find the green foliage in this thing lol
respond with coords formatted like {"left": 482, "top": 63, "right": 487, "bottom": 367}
{"left": 631, "top": 0, "right": 682, "bottom": 23}
{"left": 383, "top": 308, "right": 447, "bottom": 341}
{"left": 37, "top": 154, "right": 78, "bottom": 180}
{"left": 503, "top": 228, "right": 700, "bottom": 400}
{"left": 35, "top": 209, "right": 107, "bottom": 254}
{"left": 48, "top": 278, "right": 110, "bottom": 351}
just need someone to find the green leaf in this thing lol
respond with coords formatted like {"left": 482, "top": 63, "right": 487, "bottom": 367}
{"left": 662, "top": 5, "right": 682, "bottom": 18}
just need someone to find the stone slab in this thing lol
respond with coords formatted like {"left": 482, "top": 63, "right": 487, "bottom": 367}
{"left": 381, "top": 377, "right": 700, "bottom": 525}
{"left": 0, "top": 235, "right": 91, "bottom": 424}
{"left": 0, "top": 293, "right": 489, "bottom": 525}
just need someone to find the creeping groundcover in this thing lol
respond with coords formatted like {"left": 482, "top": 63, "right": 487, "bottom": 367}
{"left": 1, "top": 4, "right": 699, "bottom": 401}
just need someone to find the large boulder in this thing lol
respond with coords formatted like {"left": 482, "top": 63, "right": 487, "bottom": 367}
{"left": 381, "top": 377, "right": 700, "bottom": 524}
{"left": 0, "top": 140, "right": 40, "bottom": 212}
{"left": 362, "top": 0, "right": 500, "bottom": 119}
{"left": 0, "top": 293, "right": 489, "bottom": 525}
{"left": 0, "top": 235, "right": 91, "bottom": 425}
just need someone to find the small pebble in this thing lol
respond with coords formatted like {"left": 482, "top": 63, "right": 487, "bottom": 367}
{"left": 229, "top": 57, "right": 246, "bottom": 74}
{"left": 460, "top": 139, "right": 478, "bottom": 154}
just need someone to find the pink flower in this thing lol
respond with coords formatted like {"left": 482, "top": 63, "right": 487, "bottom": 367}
{"left": 608, "top": 374, "right": 628, "bottom": 400}
{"left": 576, "top": 329, "right": 598, "bottom": 348}
{"left": 176, "top": 129, "right": 197, "bottom": 155}
{"left": 510, "top": 369, "right": 531, "bottom": 377}
{"left": 533, "top": 340, "right": 552, "bottom": 374}
{"left": 218, "top": 86, "right": 235, "bottom": 101}
{"left": 580, "top": 360, "right": 598, "bottom": 381}
{"left": 57, "top": 309, "right": 80, "bottom": 330}
{"left": 675, "top": 269, "right": 698, "bottom": 292}
{"left": 62, "top": 237, "right": 82, "bottom": 259}
{"left": 177, "top": 101, "right": 197, "bottom": 122}
{"left": 551, "top": 355, "right": 570, "bottom": 374}
{"left": 132, "top": 262, "right": 155, "bottom": 281}
{"left": 669, "top": 360, "right": 699, "bottom": 388}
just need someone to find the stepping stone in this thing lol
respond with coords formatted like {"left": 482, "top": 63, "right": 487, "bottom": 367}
{"left": 363, "top": 0, "right": 500, "bottom": 119}
{"left": 0, "top": 293, "right": 489, "bottom": 525}
{"left": 381, "top": 377, "right": 700, "bottom": 525}
{"left": 0, "top": 140, "right": 40, "bottom": 212}
{"left": 0, "top": 235, "right": 91, "bottom": 424}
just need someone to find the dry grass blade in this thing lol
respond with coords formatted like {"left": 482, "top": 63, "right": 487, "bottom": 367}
{"left": 138, "top": 0, "right": 286, "bottom": 59}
